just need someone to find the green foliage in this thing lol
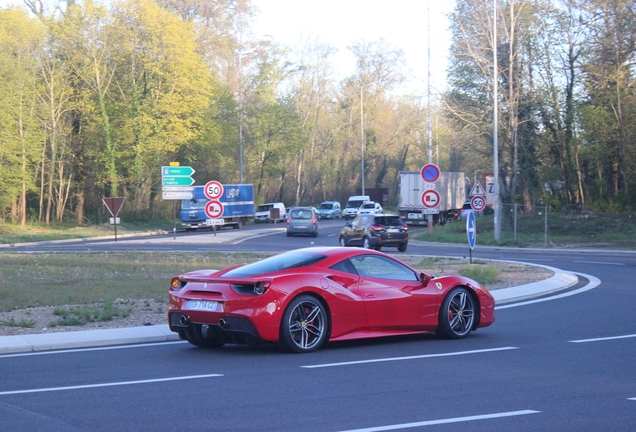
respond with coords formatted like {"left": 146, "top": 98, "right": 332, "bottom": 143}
{"left": 0, "top": 316, "right": 36, "bottom": 328}
{"left": 458, "top": 265, "right": 500, "bottom": 285}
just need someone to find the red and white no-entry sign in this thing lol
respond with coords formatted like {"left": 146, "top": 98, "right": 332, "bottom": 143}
{"left": 205, "top": 200, "right": 224, "bottom": 219}
{"left": 204, "top": 181, "right": 224, "bottom": 200}
{"left": 421, "top": 190, "right": 441, "bottom": 209}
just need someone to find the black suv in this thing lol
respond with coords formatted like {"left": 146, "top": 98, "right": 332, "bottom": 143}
{"left": 338, "top": 214, "right": 408, "bottom": 252}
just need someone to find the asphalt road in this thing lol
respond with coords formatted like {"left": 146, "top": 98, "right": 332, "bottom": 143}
{"left": 1, "top": 222, "right": 635, "bottom": 430}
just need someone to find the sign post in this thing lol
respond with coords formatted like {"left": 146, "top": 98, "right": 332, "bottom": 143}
{"left": 466, "top": 210, "right": 476, "bottom": 263}
{"left": 420, "top": 163, "right": 440, "bottom": 233}
{"left": 102, "top": 197, "right": 125, "bottom": 241}
{"left": 161, "top": 164, "right": 196, "bottom": 238}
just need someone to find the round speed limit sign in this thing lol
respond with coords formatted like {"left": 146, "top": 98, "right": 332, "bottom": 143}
{"left": 470, "top": 195, "right": 487, "bottom": 212}
{"left": 204, "top": 181, "right": 224, "bottom": 200}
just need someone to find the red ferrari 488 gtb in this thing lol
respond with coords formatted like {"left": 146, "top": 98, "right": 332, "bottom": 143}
{"left": 169, "top": 247, "right": 495, "bottom": 353}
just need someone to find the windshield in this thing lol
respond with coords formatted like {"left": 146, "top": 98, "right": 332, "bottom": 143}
{"left": 223, "top": 251, "right": 326, "bottom": 277}
{"left": 346, "top": 200, "right": 364, "bottom": 209}
{"left": 319, "top": 203, "right": 333, "bottom": 209}
{"left": 182, "top": 198, "right": 207, "bottom": 210}
{"left": 361, "top": 203, "right": 375, "bottom": 209}
{"left": 257, "top": 204, "right": 274, "bottom": 212}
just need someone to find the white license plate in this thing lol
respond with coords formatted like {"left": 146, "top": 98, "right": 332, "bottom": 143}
{"left": 387, "top": 228, "right": 399, "bottom": 233}
{"left": 187, "top": 300, "right": 220, "bottom": 311}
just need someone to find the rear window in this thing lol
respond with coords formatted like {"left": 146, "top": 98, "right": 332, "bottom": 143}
{"left": 290, "top": 209, "right": 313, "bottom": 219}
{"left": 374, "top": 216, "right": 404, "bottom": 226}
{"left": 222, "top": 251, "right": 326, "bottom": 277}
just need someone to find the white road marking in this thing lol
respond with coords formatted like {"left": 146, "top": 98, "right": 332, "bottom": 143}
{"left": 573, "top": 261, "right": 625, "bottom": 266}
{"left": 0, "top": 374, "right": 223, "bottom": 396}
{"left": 337, "top": 410, "right": 540, "bottom": 431}
{"left": 629, "top": 397, "right": 636, "bottom": 401}
{"left": 569, "top": 333, "right": 636, "bottom": 343}
{"left": 301, "top": 347, "right": 518, "bottom": 369}
{"left": 0, "top": 341, "right": 187, "bottom": 359}
{"left": 496, "top": 272, "right": 601, "bottom": 310}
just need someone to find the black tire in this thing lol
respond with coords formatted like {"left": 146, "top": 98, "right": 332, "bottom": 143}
{"left": 183, "top": 325, "right": 225, "bottom": 348}
{"left": 286, "top": 231, "right": 292, "bottom": 237}
{"left": 397, "top": 244, "right": 407, "bottom": 252}
{"left": 363, "top": 237, "right": 371, "bottom": 249}
{"left": 279, "top": 295, "right": 328, "bottom": 353}
{"left": 435, "top": 287, "right": 476, "bottom": 339}
{"left": 339, "top": 236, "right": 347, "bottom": 247}
{"left": 375, "top": 246, "right": 382, "bottom": 251}
{"left": 312, "top": 231, "right": 318, "bottom": 237}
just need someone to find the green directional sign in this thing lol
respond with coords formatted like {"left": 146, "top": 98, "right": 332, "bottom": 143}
{"left": 161, "top": 166, "right": 195, "bottom": 177}
{"left": 162, "top": 176, "right": 195, "bottom": 186}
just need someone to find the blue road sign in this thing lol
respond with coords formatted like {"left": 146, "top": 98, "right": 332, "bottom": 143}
{"left": 420, "top": 163, "right": 440, "bottom": 183}
{"left": 466, "top": 210, "right": 476, "bottom": 250}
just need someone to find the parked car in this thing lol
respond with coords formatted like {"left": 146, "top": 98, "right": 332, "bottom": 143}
{"left": 339, "top": 213, "right": 409, "bottom": 252}
{"left": 254, "top": 202, "right": 286, "bottom": 223}
{"left": 460, "top": 201, "right": 483, "bottom": 218}
{"left": 357, "top": 201, "right": 383, "bottom": 215}
{"left": 168, "top": 247, "right": 496, "bottom": 353}
{"left": 286, "top": 206, "right": 318, "bottom": 237}
{"left": 316, "top": 201, "right": 341, "bottom": 219}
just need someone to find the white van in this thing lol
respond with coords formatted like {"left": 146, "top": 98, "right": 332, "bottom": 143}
{"left": 342, "top": 195, "right": 371, "bottom": 219}
{"left": 254, "top": 202, "right": 286, "bottom": 223}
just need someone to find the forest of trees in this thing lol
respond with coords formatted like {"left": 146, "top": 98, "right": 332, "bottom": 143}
{"left": 0, "top": 0, "right": 634, "bottom": 226}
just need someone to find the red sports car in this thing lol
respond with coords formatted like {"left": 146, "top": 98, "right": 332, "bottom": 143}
{"left": 168, "top": 247, "right": 495, "bottom": 353}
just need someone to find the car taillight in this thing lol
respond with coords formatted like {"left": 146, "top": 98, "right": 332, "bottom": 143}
{"left": 401, "top": 225, "right": 408, "bottom": 231}
{"left": 170, "top": 277, "right": 185, "bottom": 291}
{"left": 370, "top": 225, "right": 385, "bottom": 233}
{"left": 286, "top": 217, "right": 290, "bottom": 227}
{"left": 312, "top": 215, "right": 317, "bottom": 225}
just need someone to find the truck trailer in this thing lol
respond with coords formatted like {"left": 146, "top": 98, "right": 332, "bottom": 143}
{"left": 398, "top": 171, "right": 468, "bottom": 225}
{"left": 180, "top": 184, "right": 254, "bottom": 230}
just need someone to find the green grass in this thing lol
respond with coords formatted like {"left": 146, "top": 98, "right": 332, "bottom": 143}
{"left": 412, "top": 212, "right": 636, "bottom": 249}
{"left": 0, "top": 221, "right": 174, "bottom": 245}
{"left": 0, "top": 251, "right": 270, "bottom": 313}
{"left": 0, "top": 316, "right": 36, "bottom": 328}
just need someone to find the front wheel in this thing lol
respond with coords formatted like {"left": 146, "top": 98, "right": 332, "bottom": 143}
{"left": 436, "top": 287, "right": 476, "bottom": 339}
{"left": 279, "top": 295, "right": 328, "bottom": 353}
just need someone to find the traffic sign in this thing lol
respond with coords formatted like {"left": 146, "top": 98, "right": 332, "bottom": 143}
{"left": 204, "top": 181, "right": 224, "bottom": 200}
{"left": 470, "top": 180, "right": 485, "bottom": 196}
{"left": 204, "top": 200, "right": 224, "bottom": 219}
{"left": 420, "top": 163, "right": 440, "bottom": 183}
{"left": 466, "top": 210, "right": 476, "bottom": 250}
{"left": 421, "top": 189, "right": 441, "bottom": 209}
{"left": 161, "top": 166, "right": 195, "bottom": 177}
{"left": 102, "top": 197, "right": 125, "bottom": 217}
{"left": 204, "top": 218, "right": 225, "bottom": 226}
{"left": 162, "top": 186, "right": 194, "bottom": 192}
{"left": 471, "top": 195, "right": 487, "bottom": 212}
{"left": 162, "top": 176, "right": 195, "bottom": 186}
{"left": 162, "top": 192, "right": 194, "bottom": 200}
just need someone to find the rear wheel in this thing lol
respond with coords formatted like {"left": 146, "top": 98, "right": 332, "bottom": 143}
{"left": 436, "top": 287, "right": 476, "bottom": 339}
{"left": 363, "top": 237, "right": 371, "bottom": 249}
{"left": 397, "top": 244, "right": 407, "bottom": 252}
{"left": 279, "top": 295, "right": 328, "bottom": 353}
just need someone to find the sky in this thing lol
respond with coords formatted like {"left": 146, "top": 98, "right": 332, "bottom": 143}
{"left": 0, "top": 0, "right": 455, "bottom": 94}
{"left": 250, "top": 0, "right": 455, "bottom": 95}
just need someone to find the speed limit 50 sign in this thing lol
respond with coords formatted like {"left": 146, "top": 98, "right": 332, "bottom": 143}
{"left": 204, "top": 181, "right": 224, "bottom": 200}
{"left": 470, "top": 195, "right": 487, "bottom": 212}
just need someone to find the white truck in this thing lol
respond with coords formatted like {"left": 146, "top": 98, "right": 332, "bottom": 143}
{"left": 398, "top": 171, "right": 468, "bottom": 225}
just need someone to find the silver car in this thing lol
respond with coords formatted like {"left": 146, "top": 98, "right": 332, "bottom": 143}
{"left": 286, "top": 207, "right": 318, "bottom": 237}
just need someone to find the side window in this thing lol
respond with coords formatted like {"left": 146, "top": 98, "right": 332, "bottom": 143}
{"left": 330, "top": 260, "right": 359, "bottom": 275}
{"left": 348, "top": 255, "right": 418, "bottom": 281}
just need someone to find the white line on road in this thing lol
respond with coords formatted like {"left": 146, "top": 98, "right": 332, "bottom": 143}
{"left": 629, "top": 397, "right": 636, "bottom": 401}
{"left": 0, "top": 374, "right": 223, "bottom": 396}
{"left": 301, "top": 347, "right": 518, "bottom": 369}
{"left": 337, "top": 410, "right": 541, "bottom": 431}
{"left": 569, "top": 334, "right": 636, "bottom": 343}
{"left": 573, "top": 261, "right": 625, "bottom": 265}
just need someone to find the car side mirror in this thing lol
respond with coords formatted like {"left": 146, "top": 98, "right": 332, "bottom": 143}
{"left": 420, "top": 272, "right": 432, "bottom": 286}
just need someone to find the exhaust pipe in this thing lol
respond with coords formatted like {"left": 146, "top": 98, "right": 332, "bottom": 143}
{"left": 179, "top": 315, "right": 189, "bottom": 325}
{"left": 218, "top": 318, "right": 226, "bottom": 329}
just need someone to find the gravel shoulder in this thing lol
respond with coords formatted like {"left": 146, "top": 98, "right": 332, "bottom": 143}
{"left": 0, "top": 260, "right": 553, "bottom": 337}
